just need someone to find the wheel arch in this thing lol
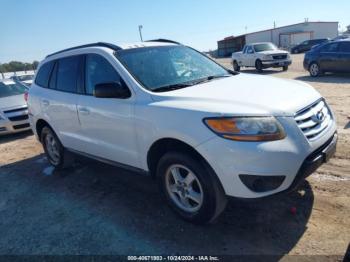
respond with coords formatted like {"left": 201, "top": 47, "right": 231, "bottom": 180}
{"left": 147, "top": 138, "right": 213, "bottom": 178}
{"left": 35, "top": 119, "right": 54, "bottom": 142}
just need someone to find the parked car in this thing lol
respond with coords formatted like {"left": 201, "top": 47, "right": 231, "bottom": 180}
{"left": 0, "top": 79, "right": 30, "bottom": 135}
{"left": 28, "top": 40, "right": 337, "bottom": 224}
{"left": 10, "top": 73, "right": 34, "bottom": 87}
{"left": 232, "top": 42, "right": 291, "bottom": 72}
{"left": 304, "top": 39, "right": 350, "bottom": 77}
{"left": 291, "top": 39, "right": 329, "bottom": 54}
{"left": 332, "top": 35, "right": 350, "bottom": 41}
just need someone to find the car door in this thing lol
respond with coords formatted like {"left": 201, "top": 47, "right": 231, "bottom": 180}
{"left": 242, "top": 46, "right": 255, "bottom": 66}
{"left": 39, "top": 56, "right": 82, "bottom": 148}
{"left": 338, "top": 42, "right": 350, "bottom": 72}
{"left": 318, "top": 42, "right": 340, "bottom": 72}
{"left": 76, "top": 53, "right": 139, "bottom": 167}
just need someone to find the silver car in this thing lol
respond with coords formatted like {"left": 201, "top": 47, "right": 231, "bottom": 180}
{"left": 0, "top": 79, "right": 31, "bottom": 135}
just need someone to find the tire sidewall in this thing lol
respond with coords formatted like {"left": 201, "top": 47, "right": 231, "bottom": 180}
{"left": 41, "top": 127, "right": 64, "bottom": 168}
{"left": 157, "top": 152, "right": 222, "bottom": 224}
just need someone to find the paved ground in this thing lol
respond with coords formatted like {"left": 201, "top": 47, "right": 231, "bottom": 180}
{"left": 0, "top": 54, "right": 349, "bottom": 258}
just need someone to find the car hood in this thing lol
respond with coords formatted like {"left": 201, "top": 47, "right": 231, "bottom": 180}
{"left": 0, "top": 94, "right": 26, "bottom": 111}
{"left": 258, "top": 50, "right": 289, "bottom": 55}
{"left": 150, "top": 74, "right": 321, "bottom": 116}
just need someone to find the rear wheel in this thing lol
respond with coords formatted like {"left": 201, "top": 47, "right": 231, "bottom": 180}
{"left": 233, "top": 61, "right": 240, "bottom": 72}
{"left": 41, "top": 126, "right": 73, "bottom": 169}
{"left": 309, "top": 62, "right": 322, "bottom": 77}
{"left": 157, "top": 152, "right": 227, "bottom": 224}
{"left": 255, "top": 60, "right": 263, "bottom": 72}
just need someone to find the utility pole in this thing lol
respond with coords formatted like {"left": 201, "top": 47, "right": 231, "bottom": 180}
{"left": 138, "top": 25, "right": 143, "bottom": 42}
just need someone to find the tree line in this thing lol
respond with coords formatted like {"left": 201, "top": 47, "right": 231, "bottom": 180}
{"left": 0, "top": 61, "right": 39, "bottom": 74}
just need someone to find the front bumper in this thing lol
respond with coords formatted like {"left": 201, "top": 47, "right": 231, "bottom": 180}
{"left": 262, "top": 59, "right": 292, "bottom": 68}
{"left": 0, "top": 119, "right": 31, "bottom": 135}
{"left": 195, "top": 116, "right": 337, "bottom": 198}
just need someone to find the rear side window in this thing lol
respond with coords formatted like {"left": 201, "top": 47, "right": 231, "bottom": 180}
{"left": 56, "top": 56, "right": 81, "bottom": 93}
{"left": 321, "top": 43, "right": 339, "bottom": 52}
{"left": 35, "top": 61, "right": 54, "bottom": 88}
{"left": 339, "top": 42, "right": 350, "bottom": 53}
{"left": 85, "top": 54, "right": 123, "bottom": 95}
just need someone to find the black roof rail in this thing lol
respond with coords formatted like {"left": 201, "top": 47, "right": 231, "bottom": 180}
{"left": 46, "top": 42, "right": 122, "bottom": 58}
{"left": 146, "top": 39, "right": 181, "bottom": 45}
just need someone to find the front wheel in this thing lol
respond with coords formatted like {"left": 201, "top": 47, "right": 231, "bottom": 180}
{"left": 233, "top": 61, "right": 240, "bottom": 72}
{"left": 282, "top": 65, "right": 289, "bottom": 71}
{"left": 255, "top": 60, "right": 263, "bottom": 72}
{"left": 157, "top": 152, "right": 227, "bottom": 224}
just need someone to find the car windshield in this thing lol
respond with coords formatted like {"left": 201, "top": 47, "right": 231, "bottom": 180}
{"left": 0, "top": 82, "right": 27, "bottom": 98}
{"left": 115, "top": 45, "right": 230, "bottom": 91}
{"left": 18, "top": 75, "right": 33, "bottom": 81}
{"left": 253, "top": 43, "right": 277, "bottom": 52}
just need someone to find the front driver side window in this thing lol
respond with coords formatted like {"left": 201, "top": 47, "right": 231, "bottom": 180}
{"left": 85, "top": 54, "right": 124, "bottom": 95}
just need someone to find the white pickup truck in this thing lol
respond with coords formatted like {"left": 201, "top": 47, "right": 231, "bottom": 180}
{"left": 232, "top": 42, "right": 292, "bottom": 72}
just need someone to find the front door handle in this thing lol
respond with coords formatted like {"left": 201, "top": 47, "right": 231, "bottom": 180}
{"left": 78, "top": 107, "right": 90, "bottom": 115}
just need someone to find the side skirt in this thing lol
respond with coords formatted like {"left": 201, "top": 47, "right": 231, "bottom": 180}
{"left": 67, "top": 148, "right": 149, "bottom": 176}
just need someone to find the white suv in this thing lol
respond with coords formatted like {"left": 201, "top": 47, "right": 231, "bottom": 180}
{"left": 28, "top": 40, "right": 337, "bottom": 224}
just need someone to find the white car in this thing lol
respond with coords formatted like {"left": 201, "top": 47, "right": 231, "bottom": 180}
{"left": 10, "top": 74, "right": 34, "bottom": 87}
{"left": 232, "top": 42, "right": 292, "bottom": 72}
{"left": 28, "top": 40, "right": 337, "bottom": 224}
{"left": 0, "top": 79, "right": 31, "bottom": 135}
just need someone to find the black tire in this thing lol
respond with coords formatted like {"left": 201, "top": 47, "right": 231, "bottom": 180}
{"left": 309, "top": 62, "right": 322, "bottom": 77}
{"left": 233, "top": 61, "right": 240, "bottom": 72}
{"left": 41, "top": 126, "right": 73, "bottom": 169}
{"left": 157, "top": 151, "right": 227, "bottom": 224}
{"left": 283, "top": 65, "right": 289, "bottom": 71}
{"left": 255, "top": 59, "right": 263, "bottom": 72}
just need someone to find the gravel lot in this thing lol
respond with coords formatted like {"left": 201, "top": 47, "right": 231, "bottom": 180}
{"left": 0, "top": 54, "right": 349, "bottom": 258}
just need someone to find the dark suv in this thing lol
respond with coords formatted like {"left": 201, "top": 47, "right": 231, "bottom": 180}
{"left": 303, "top": 39, "right": 350, "bottom": 77}
{"left": 291, "top": 39, "right": 329, "bottom": 54}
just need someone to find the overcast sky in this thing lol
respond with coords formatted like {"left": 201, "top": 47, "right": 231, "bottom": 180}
{"left": 1, "top": 0, "right": 349, "bottom": 63}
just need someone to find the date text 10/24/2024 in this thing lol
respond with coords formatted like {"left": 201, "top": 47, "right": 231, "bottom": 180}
{"left": 127, "top": 256, "right": 220, "bottom": 261}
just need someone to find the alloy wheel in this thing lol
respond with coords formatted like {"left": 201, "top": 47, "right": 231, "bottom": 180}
{"left": 165, "top": 164, "right": 204, "bottom": 213}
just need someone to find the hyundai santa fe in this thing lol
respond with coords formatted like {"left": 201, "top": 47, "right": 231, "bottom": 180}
{"left": 28, "top": 40, "right": 337, "bottom": 224}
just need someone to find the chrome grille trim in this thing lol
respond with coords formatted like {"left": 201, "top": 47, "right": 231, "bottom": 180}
{"left": 294, "top": 99, "right": 332, "bottom": 140}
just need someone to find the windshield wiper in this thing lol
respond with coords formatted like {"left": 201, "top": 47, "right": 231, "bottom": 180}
{"left": 152, "top": 83, "right": 194, "bottom": 92}
{"left": 152, "top": 75, "right": 231, "bottom": 92}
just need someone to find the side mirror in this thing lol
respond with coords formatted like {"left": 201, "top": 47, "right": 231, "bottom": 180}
{"left": 94, "top": 82, "right": 131, "bottom": 99}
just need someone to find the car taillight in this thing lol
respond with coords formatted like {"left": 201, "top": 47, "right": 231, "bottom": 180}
{"left": 24, "top": 91, "right": 29, "bottom": 102}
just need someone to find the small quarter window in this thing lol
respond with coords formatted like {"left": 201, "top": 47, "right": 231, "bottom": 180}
{"left": 35, "top": 61, "right": 55, "bottom": 88}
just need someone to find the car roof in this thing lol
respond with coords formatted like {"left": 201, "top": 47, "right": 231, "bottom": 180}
{"left": 45, "top": 39, "right": 180, "bottom": 59}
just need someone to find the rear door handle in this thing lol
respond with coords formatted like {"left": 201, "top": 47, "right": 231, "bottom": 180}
{"left": 78, "top": 107, "right": 90, "bottom": 115}
{"left": 42, "top": 100, "right": 50, "bottom": 106}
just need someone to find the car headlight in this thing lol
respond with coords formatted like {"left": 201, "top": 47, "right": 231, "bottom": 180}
{"left": 204, "top": 117, "right": 286, "bottom": 141}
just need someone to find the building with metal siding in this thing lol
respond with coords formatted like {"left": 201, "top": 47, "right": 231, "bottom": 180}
{"left": 217, "top": 21, "right": 339, "bottom": 57}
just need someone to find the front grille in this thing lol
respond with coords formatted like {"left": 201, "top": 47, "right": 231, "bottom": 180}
{"left": 13, "top": 123, "right": 30, "bottom": 130}
{"left": 3, "top": 106, "right": 28, "bottom": 114}
{"left": 294, "top": 99, "right": 332, "bottom": 140}
{"left": 3, "top": 106, "right": 28, "bottom": 123}
{"left": 0, "top": 127, "right": 7, "bottom": 132}
{"left": 273, "top": 54, "right": 287, "bottom": 60}
{"left": 8, "top": 115, "right": 29, "bottom": 121}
